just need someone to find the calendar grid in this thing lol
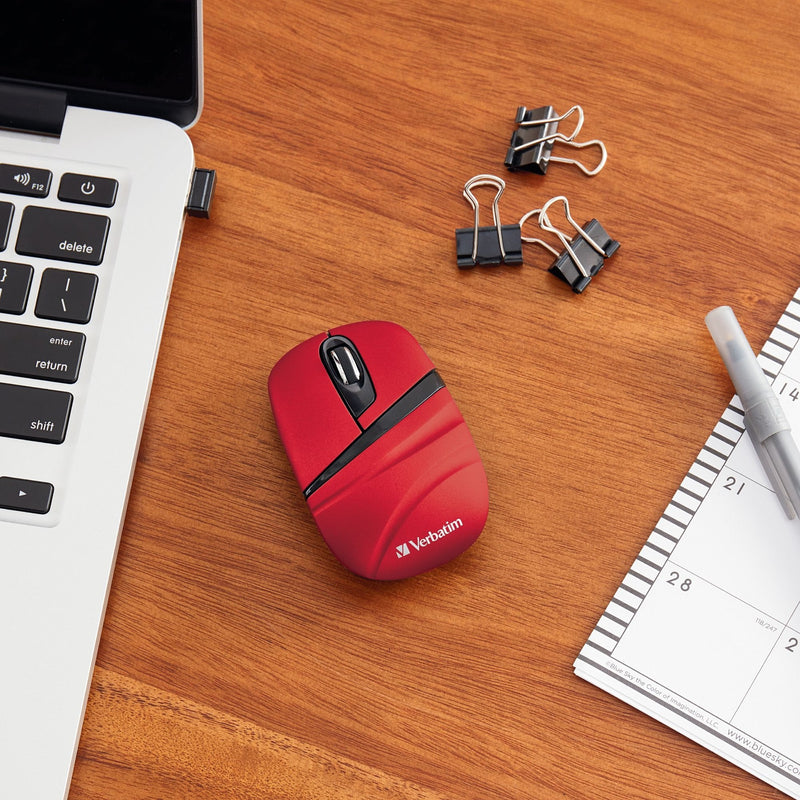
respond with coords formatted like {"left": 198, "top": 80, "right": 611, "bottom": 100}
{"left": 586, "top": 291, "right": 800, "bottom": 657}
{"left": 731, "top": 599, "right": 800, "bottom": 723}
{"left": 576, "top": 290, "right": 800, "bottom": 798}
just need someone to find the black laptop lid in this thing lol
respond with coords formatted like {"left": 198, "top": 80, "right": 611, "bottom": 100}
{"left": 0, "top": 1, "right": 201, "bottom": 129}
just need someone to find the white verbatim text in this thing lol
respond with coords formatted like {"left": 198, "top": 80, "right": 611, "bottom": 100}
{"left": 396, "top": 519, "right": 463, "bottom": 558}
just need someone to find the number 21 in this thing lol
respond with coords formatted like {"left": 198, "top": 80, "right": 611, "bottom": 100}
{"left": 723, "top": 475, "right": 745, "bottom": 495}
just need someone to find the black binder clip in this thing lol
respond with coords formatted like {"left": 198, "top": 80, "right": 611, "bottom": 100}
{"left": 504, "top": 105, "right": 607, "bottom": 177}
{"left": 455, "top": 174, "right": 523, "bottom": 268}
{"left": 519, "top": 196, "right": 619, "bottom": 293}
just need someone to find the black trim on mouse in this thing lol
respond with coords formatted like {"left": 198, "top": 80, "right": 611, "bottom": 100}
{"left": 303, "top": 370, "right": 446, "bottom": 498}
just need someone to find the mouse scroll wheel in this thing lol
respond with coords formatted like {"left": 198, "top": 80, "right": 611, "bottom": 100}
{"left": 329, "top": 345, "right": 362, "bottom": 385}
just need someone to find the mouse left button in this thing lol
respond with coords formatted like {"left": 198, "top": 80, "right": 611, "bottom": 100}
{"left": 321, "top": 336, "right": 376, "bottom": 418}
{"left": 269, "top": 332, "right": 363, "bottom": 490}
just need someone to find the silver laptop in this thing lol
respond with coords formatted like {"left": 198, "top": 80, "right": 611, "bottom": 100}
{"left": 0, "top": 3, "right": 207, "bottom": 797}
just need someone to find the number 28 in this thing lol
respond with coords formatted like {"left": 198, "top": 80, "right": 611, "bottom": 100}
{"left": 667, "top": 571, "right": 692, "bottom": 591}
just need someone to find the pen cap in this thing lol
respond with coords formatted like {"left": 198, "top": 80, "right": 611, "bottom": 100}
{"left": 705, "top": 305, "right": 772, "bottom": 408}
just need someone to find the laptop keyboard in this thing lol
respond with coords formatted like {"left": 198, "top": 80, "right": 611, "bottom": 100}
{"left": 0, "top": 160, "right": 117, "bottom": 516}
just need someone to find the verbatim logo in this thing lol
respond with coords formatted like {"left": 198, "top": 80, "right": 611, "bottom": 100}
{"left": 396, "top": 519, "right": 463, "bottom": 558}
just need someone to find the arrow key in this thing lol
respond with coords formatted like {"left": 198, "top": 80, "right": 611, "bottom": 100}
{"left": 0, "top": 476, "right": 54, "bottom": 514}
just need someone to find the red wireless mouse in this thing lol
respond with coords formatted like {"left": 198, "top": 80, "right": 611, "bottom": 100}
{"left": 268, "top": 321, "right": 489, "bottom": 580}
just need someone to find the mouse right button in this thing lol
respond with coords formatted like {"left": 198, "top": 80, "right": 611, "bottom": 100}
{"left": 331, "top": 321, "right": 435, "bottom": 428}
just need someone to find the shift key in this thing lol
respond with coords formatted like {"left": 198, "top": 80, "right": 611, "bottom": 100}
{"left": 0, "top": 382, "right": 72, "bottom": 444}
{"left": 0, "top": 321, "right": 85, "bottom": 383}
{"left": 16, "top": 205, "right": 109, "bottom": 266}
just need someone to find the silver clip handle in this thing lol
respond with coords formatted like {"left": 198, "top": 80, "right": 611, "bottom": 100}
{"left": 463, "top": 174, "right": 507, "bottom": 264}
{"left": 547, "top": 139, "right": 608, "bottom": 177}
{"left": 514, "top": 104, "right": 585, "bottom": 150}
{"left": 519, "top": 196, "right": 608, "bottom": 278}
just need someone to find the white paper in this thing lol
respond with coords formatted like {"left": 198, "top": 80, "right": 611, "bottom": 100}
{"left": 576, "top": 290, "right": 800, "bottom": 799}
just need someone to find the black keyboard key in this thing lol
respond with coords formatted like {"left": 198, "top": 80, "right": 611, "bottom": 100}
{"left": 35, "top": 268, "right": 98, "bottom": 324}
{"left": 0, "top": 382, "right": 72, "bottom": 443}
{"left": 0, "top": 261, "right": 33, "bottom": 315}
{"left": 0, "top": 476, "right": 54, "bottom": 514}
{"left": 0, "top": 320, "right": 85, "bottom": 383}
{"left": 58, "top": 173, "right": 118, "bottom": 208}
{"left": 0, "top": 201, "right": 12, "bottom": 250}
{"left": 0, "top": 164, "right": 51, "bottom": 198}
{"left": 16, "top": 206, "right": 109, "bottom": 266}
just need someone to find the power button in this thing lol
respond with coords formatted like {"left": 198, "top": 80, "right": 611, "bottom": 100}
{"left": 58, "top": 172, "right": 118, "bottom": 207}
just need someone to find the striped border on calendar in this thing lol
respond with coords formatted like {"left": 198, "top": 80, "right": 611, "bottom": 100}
{"left": 581, "top": 290, "right": 800, "bottom": 659}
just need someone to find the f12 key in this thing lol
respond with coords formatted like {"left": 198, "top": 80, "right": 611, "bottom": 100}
{"left": 0, "top": 163, "right": 51, "bottom": 198}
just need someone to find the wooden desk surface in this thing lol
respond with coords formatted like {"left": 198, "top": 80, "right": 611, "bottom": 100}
{"left": 69, "top": 1, "right": 800, "bottom": 798}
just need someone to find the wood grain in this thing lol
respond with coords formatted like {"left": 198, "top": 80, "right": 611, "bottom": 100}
{"left": 68, "top": 0, "right": 800, "bottom": 798}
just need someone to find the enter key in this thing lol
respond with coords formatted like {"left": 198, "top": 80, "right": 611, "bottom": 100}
{"left": 0, "top": 321, "right": 85, "bottom": 383}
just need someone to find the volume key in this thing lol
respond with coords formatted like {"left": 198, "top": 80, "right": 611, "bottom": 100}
{"left": 0, "top": 164, "right": 52, "bottom": 198}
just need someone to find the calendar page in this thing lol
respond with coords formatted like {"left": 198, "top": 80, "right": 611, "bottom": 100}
{"left": 575, "top": 291, "right": 800, "bottom": 799}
